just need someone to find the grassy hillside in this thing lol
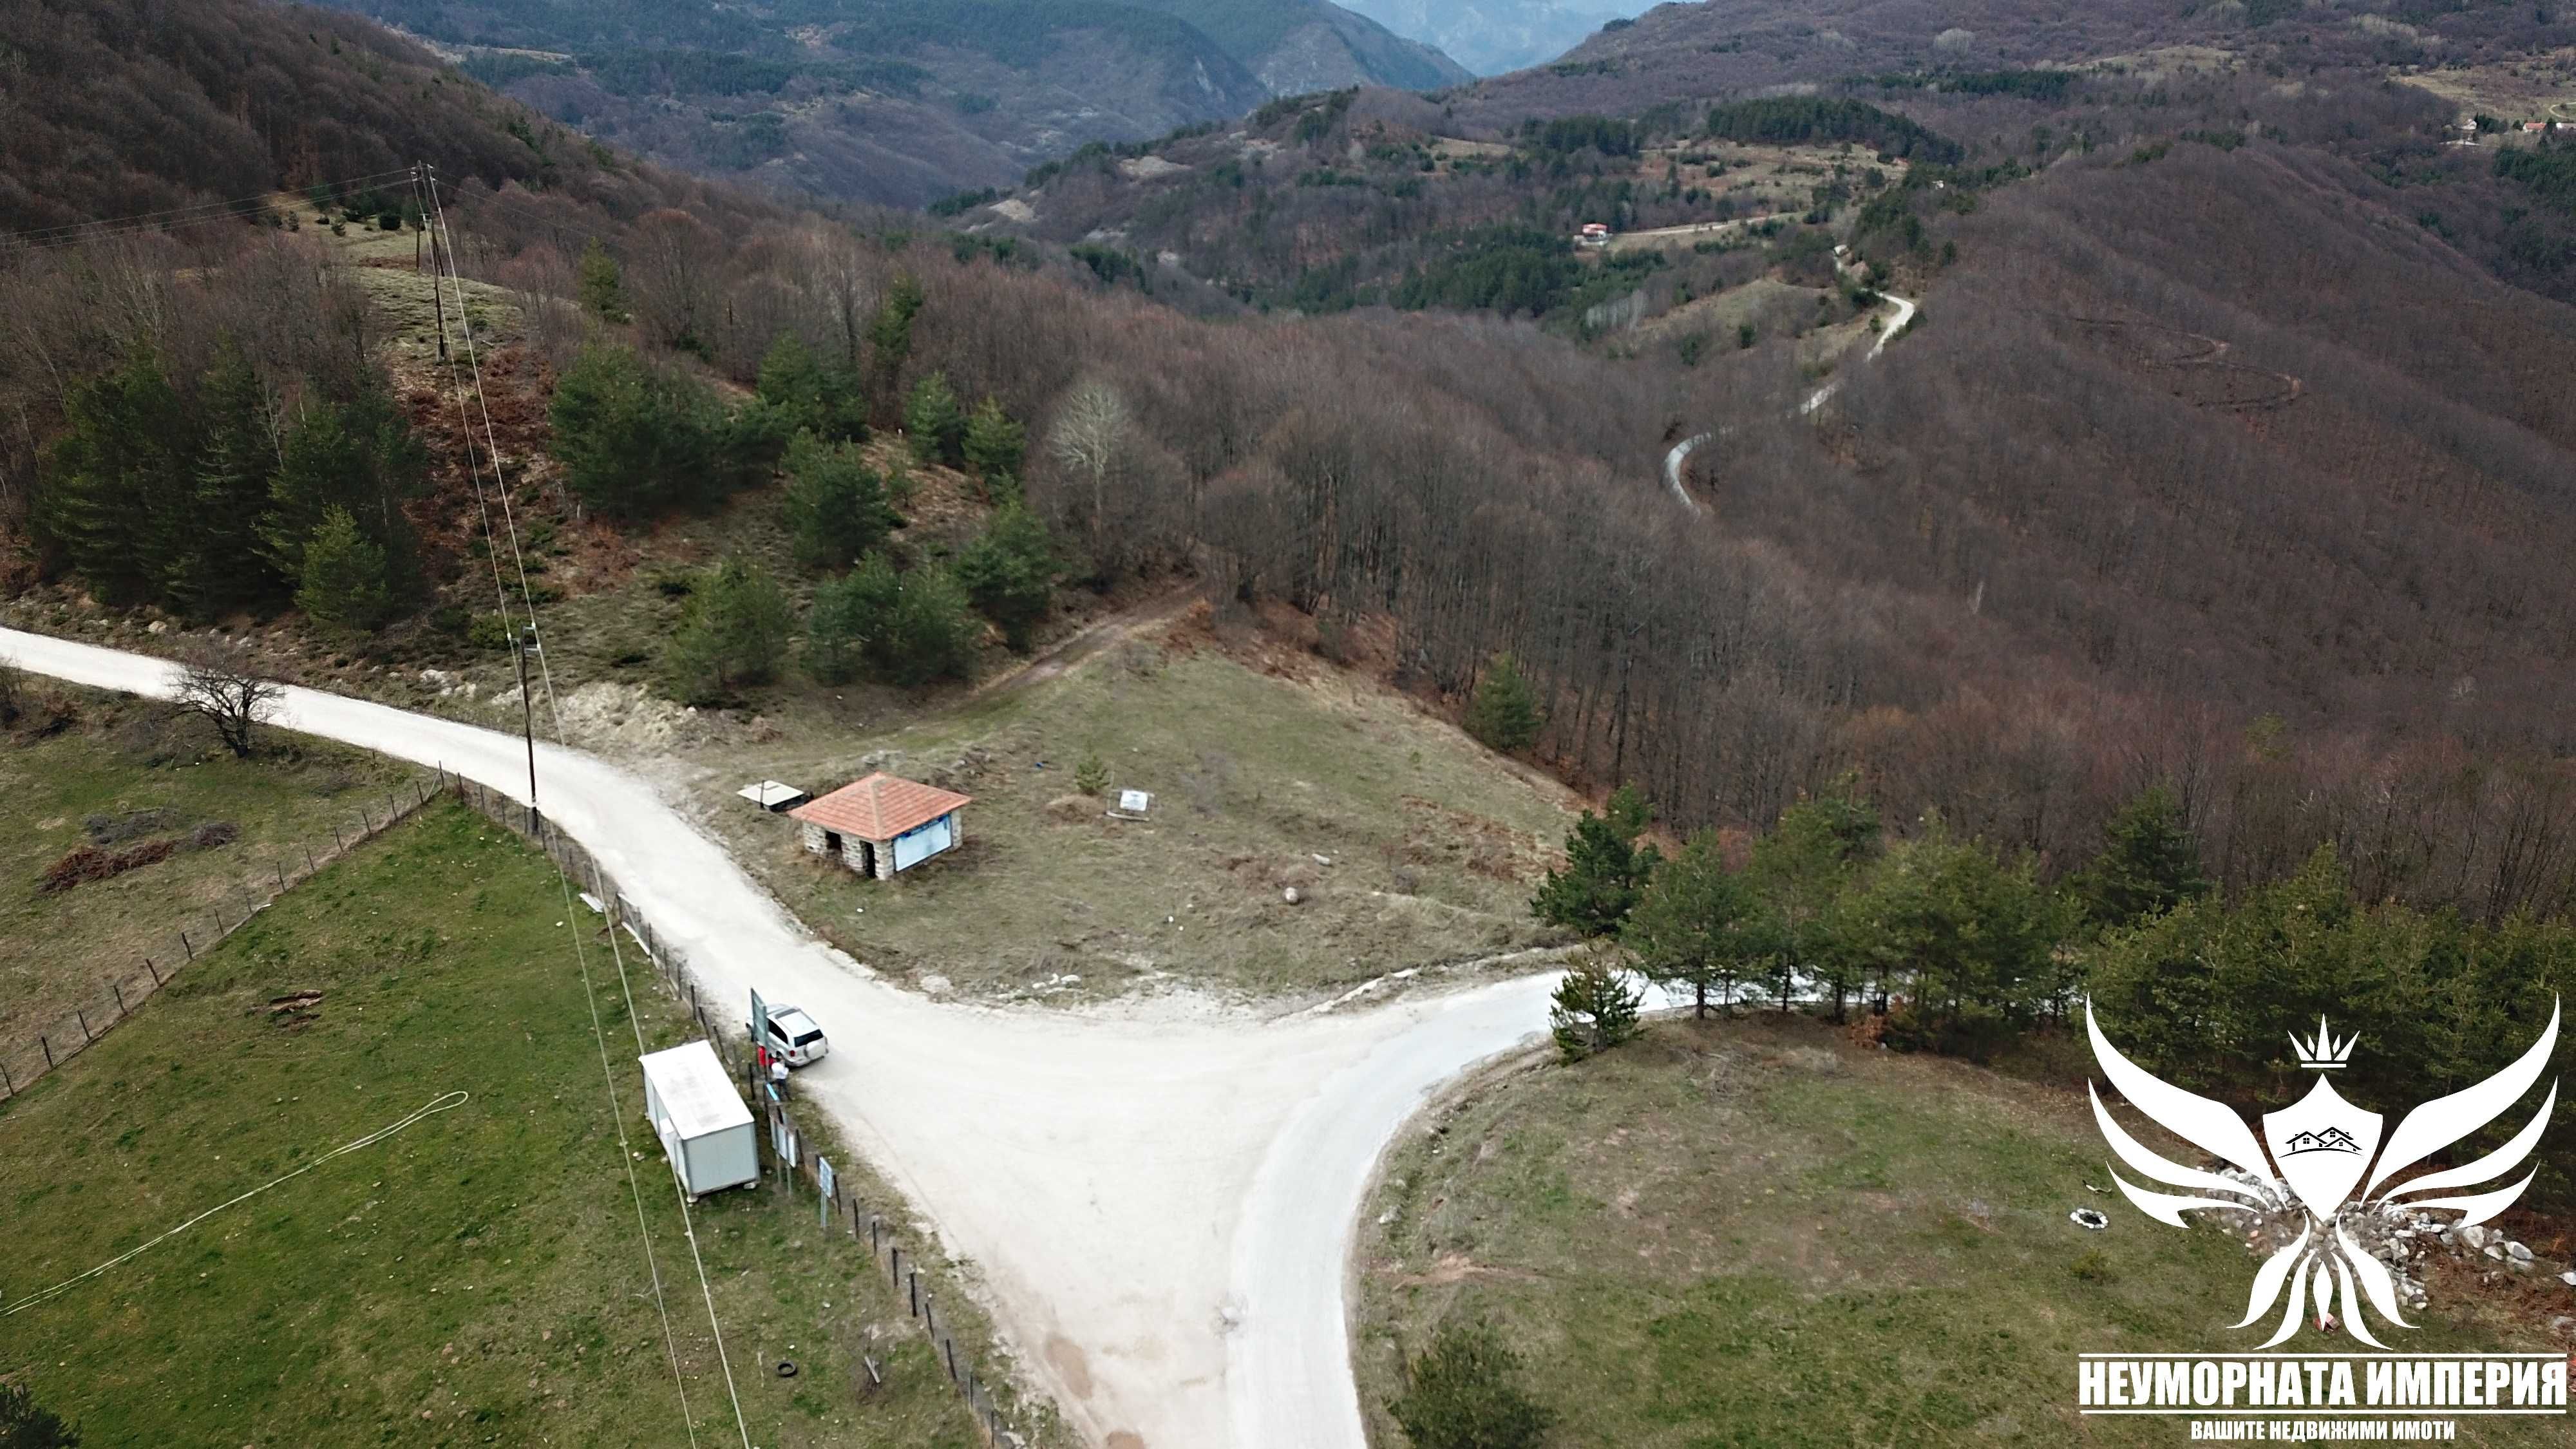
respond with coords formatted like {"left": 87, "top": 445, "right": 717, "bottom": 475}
{"left": 696, "top": 615, "right": 1578, "bottom": 1003}
{"left": 1354, "top": 1014, "right": 2573, "bottom": 1447}
{"left": 0, "top": 686, "right": 406, "bottom": 1046}
{"left": 0, "top": 801, "right": 988, "bottom": 1446}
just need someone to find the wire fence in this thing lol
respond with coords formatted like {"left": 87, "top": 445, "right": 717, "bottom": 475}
{"left": 0, "top": 772, "right": 444, "bottom": 1105}
{"left": 446, "top": 775, "right": 1034, "bottom": 1447}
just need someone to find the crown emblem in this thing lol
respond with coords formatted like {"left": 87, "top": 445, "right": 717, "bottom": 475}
{"left": 2289, "top": 1016, "right": 2357, "bottom": 1071}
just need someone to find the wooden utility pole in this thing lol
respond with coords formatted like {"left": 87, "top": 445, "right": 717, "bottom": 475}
{"left": 412, "top": 164, "right": 447, "bottom": 361}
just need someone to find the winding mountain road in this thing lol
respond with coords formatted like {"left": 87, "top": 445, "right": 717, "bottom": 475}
{"left": 1, "top": 625, "right": 1604, "bottom": 1449}
{"left": 1663, "top": 290, "right": 1916, "bottom": 507}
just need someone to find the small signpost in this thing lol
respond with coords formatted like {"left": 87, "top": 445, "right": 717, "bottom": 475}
{"left": 1117, "top": 788, "right": 1151, "bottom": 814}
{"left": 818, "top": 1157, "right": 835, "bottom": 1227}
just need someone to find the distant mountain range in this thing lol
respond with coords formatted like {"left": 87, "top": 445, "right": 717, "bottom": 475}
{"left": 312, "top": 1, "right": 1470, "bottom": 207}
{"left": 1337, "top": 0, "right": 1651, "bottom": 75}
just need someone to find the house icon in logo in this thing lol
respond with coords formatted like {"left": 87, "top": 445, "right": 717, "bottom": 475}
{"left": 2280, "top": 1126, "right": 2363, "bottom": 1156}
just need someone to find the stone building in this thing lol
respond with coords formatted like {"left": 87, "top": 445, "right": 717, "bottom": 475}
{"left": 788, "top": 772, "right": 971, "bottom": 879}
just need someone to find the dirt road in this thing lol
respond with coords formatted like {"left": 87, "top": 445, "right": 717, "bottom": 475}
{"left": 1600, "top": 211, "right": 1794, "bottom": 254}
{"left": 1, "top": 625, "right": 1602, "bottom": 1449}
{"left": 1663, "top": 290, "right": 1917, "bottom": 503}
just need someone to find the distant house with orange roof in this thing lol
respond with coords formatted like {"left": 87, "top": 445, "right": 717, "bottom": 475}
{"left": 789, "top": 772, "right": 971, "bottom": 878}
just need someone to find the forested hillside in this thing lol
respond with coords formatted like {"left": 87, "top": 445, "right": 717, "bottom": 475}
{"left": 12, "top": 0, "right": 2576, "bottom": 937}
{"left": 310, "top": 0, "right": 1466, "bottom": 207}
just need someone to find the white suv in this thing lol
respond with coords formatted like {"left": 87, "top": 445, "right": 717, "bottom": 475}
{"left": 763, "top": 1005, "right": 829, "bottom": 1066}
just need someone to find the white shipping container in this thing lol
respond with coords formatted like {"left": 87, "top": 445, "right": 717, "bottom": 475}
{"left": 639, "top": 1040, "right": 758, "bottom": 1199}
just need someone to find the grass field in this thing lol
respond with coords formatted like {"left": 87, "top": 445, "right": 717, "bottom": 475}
{"left": 702, "top": 630, "right": 1577, "bottom": 1003}
{"left": 0, "top": 690, "right": 408, "bottom": 1043}
{"left": 1352, "top": 1014, "right": 2571, "bottom": 1448}
{"left": 0, "top": 802, "right": 985, "bottom": 1448}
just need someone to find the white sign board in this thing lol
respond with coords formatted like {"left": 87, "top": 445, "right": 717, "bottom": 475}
{"left": 891, "top": 813, "right": 954, "bottom": 870}
{"left": 818, "top": 1156, "right": 835, "bottom": 1226}
{"left": 1118, "top": 790, "right": 1152, "bottom": 813}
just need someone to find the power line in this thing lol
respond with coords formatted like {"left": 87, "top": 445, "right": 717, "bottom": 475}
{"left": 415, "top": 161, "right": 709, "bottom": 1447}
{"left": 411, "top": 164, "right": 703, "bottom": 1448}
{"left": 422, "top": 163, "right": 753, "bottom": 1449}
{"left": 0, "top": 168, "right": 421, "bottom": 251}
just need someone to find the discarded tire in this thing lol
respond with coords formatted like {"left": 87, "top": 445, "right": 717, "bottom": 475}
{"left": 775, "top": 1359, "right": 798, "bottom": 1379}
{"left": 2070, "top": 1208, "right": 2110, "bottom": 1231}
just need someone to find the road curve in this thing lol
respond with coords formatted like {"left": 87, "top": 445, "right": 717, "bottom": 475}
{"left": 1661, "top": 433, "right": 1710, "bottom": 513}
{"left": 1664, "top": 291, "right": 1917, "bottom": 504}
{"left": 0, "top": 625, "right": 1584, "bottom": 1449}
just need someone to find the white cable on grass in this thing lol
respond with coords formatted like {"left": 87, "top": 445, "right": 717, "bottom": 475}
{"left": 425, "top": 173, "right": 751, "bottom": 1449}
{"left": 2, "top": 1092, "right": 468, "bottom": 1319}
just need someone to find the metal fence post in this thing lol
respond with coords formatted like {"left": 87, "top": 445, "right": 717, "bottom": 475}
{"left": 276, "top": 864, "right": 286, "bottom": 892}
{"left": 305, "top": 844, "right": 316, "bottom": 873}
{"left": 180, "top": 930, "right": 193, "bottom": 960}
{"left": 2, "top": 1061, "right": 12, "bottom": 1096}
{"left": 112, "top": 981, "right": 127, "bottom": 1018}
{"left": 76, "top": 1010, "right": 90, "bottom": 1044}
{"left": 40, "top": 1036, "right": 53, "bottom": 1068}
{"left": 332, "top": 824, "right": 343, "bottom": 850}
{"left": 144, "top": 958, "right": 159, "bottom": 986}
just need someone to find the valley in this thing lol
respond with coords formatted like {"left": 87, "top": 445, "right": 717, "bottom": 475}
{"left": 9, "top": 2, "right": 2576, "bottom": 1448}
{"left": 312, "top": 0, "right": 1470, "bottom": 207}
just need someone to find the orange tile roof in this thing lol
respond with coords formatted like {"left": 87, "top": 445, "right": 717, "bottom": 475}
{"left": 789, "top": 772, "right": 971, "bottom": 841}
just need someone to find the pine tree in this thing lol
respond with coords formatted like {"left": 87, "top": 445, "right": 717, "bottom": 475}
{"left": 261, "top": 385, "right": 425, "bottom": 601}
{"left": 663, "top": 558, "right": 792, "bottom": 703}
{"left": 296, "top": 506, "right": 394, "bottom": 633}
{"left": 578, "top": 238, "right": 629, "bottom": 322}
{"left": 179, "top": 343, "right": 281, "bottom": 615}
{"left": 1531, "top": 784, "right": 1660, "bottom": 938}
{"left": 961, "top": 395, "right": 1026, "bottom": 497}
{"left": 1075, "top": 753, "right": 1110, "bottom": 797}
{"left": 1745, "top": 781, "right": 1882, "bottom": 1019}
{"left": 904, "top": 371, "right": 967, "bottom": 467}
{"left": 1549, "top": 954, "right": 1643, "bottom": 1060}
{"left": 1625, "top": 829, "right": 1768, "bottom": 1016}
{"left": 954, "top": 502, "right": 1056, "bottom": 650}
{"left": 552, "top": 345, "right": 728, "bottom": 520}
{"left": 779, "top": 431, "right": 900, "bottom": 571}
{"left": 875, "top": 560, "right": 978, "bottom": 686}
{"left": 803, "top": 552, "right": 977, "bottom": 687}
{"left": 1385, "top": 1318, "right": 1553, "bottom": 1449}
{"left": 800, "top": 558, "right": 883, "bottom": 687}
{"left": 1464, "top": 652, "right": 1543, "bottom": 752}
{"left": 30, "top": 352, "right": 195, "bottom": 606}
{"left": 757, "top": 332, "right": 827, "bottom": 430}
{"left": 867, "top": 274, "right": 923, "bottom": 373}
{"left": 2074, "top": 784, "right": 2211, "bottom": 931}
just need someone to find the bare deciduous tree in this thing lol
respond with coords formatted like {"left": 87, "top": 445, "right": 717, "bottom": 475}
{"left": 174, "top": 640, "right": 283, "bottom": 759}
{"left": 1046, "top": 377, "right": 1133, "bottom": 560}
